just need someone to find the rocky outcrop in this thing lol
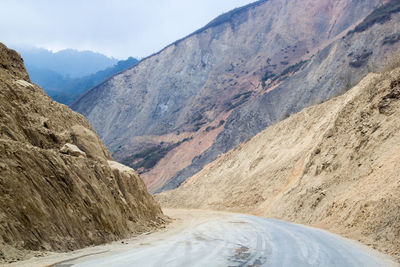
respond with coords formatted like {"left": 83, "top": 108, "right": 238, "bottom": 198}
{"left": 72, "top": 0, "right": 399, "bottom": 193}
{"left": 157, "top": 66, "right": 400, "bottom": 258}
{"left": 0, "top": 43, "right": 165, "bottom": 264}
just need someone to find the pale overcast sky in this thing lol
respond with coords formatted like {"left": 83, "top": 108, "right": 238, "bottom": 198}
{"left": 1, "top": 0, "right": 255, "bottom": 59}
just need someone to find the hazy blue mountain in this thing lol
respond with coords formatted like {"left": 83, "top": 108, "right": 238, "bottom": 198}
{"left": 18, "top": 47, "right": 118, "bottom": 78}
{"left": 11, "top": 46, "right": 138, "bottom": 105}
{"left": 26, "top": 56, "right": 139, "bottom": 105}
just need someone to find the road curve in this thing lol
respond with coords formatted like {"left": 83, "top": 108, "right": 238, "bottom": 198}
{"left": 58, "top": 214, "right": 397, "bottom": 267}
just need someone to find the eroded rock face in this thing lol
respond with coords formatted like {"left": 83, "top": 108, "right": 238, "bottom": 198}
{"left": 0, "top": 43, "right": 165, "bottom": 263}
{"left": 72, "top": 0, "right": 399, "bottom": 193}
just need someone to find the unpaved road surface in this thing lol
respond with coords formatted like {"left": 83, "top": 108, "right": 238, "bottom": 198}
{"left": 56, "top": 210, "right": 396, "bottom": 267}
{"left": 11, "top": 209, "right": 398, "bottom": 267}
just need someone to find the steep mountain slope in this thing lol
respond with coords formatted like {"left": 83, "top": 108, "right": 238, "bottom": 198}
{"left": 0, "top": 43, "right": 164, "bottom": 264}
{"left": 157, "top": 66, "right": 400, "bottom": 258}
{"left": 37, "top": 57, "right": 139, "bottom": 105}
{"left": 72, "top": 0, "right": 397, "bottom": 193}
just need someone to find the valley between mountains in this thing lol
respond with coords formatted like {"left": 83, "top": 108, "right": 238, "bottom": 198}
{"left": 1, "top": 0, "right": 400, "bottom": 266}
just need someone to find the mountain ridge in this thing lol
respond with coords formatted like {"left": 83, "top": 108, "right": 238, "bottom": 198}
{"left": 133, "top": 0, "right": 269, "bottom": 63}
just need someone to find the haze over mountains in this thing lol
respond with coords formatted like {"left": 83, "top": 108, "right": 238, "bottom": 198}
{"left": 72, "top": 0, "right": 400, "bottom": 194}
{"left": 16, "top": 47, "right": 139, "bottom": 104}
{"left": 17, "top": 47, "right": 118, "bottom": 78}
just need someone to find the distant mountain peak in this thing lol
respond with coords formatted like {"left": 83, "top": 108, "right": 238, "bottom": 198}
{"left": 16, "top": 46, "right": 118, "bottom": 78}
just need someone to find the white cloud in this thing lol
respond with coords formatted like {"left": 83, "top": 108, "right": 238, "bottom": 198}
{"left": 1, "top": 0, "right": 255, "bottom": 59}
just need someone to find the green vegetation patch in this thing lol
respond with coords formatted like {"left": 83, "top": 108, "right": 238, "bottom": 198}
{"left": 382, "top": 33, "right": 400, "bottom": 45}
{"left": 233, "top": 91, "right": 253, "bottom": 100}
{"left": 280, "top": 60, "right": 308, "bottom": 76}
{"left": 261, "top": 60, "right": 309, "bottom": 88}
{"left": 225, "top": 91, "right": 253, "bottom": 111}
{"left": 349, "top": 51, "right": 373, "bottom": 68}
{"left": 123, "top": 137, "right": 193, "bottom": 173}
{"left": 261, "top": 71, "right": 276, "bottom": 83}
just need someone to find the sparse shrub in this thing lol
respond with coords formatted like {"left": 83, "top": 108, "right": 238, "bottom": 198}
{"left": 280, "top": 60, "right": 309, "bottom": 76}
{"left": 382, "top": 34, "right": 400, "bottom": 45}
{"left": 194, "top": 121, "right": 206, "bottom": 128}
{"left": 122, "top": 138, "right": 193, "bottom": 172}
{"left": 261, "top": 60, "right": 309, "bottom": 87}
{"left": 224, "top": 91, "right": 253, "bottom": 111}
{"left": 261, "top": 71, "right": 276, "bottom": 83}
{"left": 191, "top": 113, "right": 203, "bottom": 122}
{"left": 205, "top": 126, "right": 216, "bottom": 132}
{"left": 349, "top": 51, "right": 373, "bottom": 68}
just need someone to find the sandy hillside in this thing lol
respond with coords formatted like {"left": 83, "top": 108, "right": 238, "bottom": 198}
{"left": 157, "top": 66, "right": 400, "bottom": 258}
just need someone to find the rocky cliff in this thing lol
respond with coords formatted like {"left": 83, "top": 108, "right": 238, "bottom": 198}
{"left": 157, "top": 65, "right": 400, "bottom": 258}
{"left": 72, "top": 0, "right": 400, "bottom": 193}
{"left": 0, "top": 43, "right": 164, "bottom": 264}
